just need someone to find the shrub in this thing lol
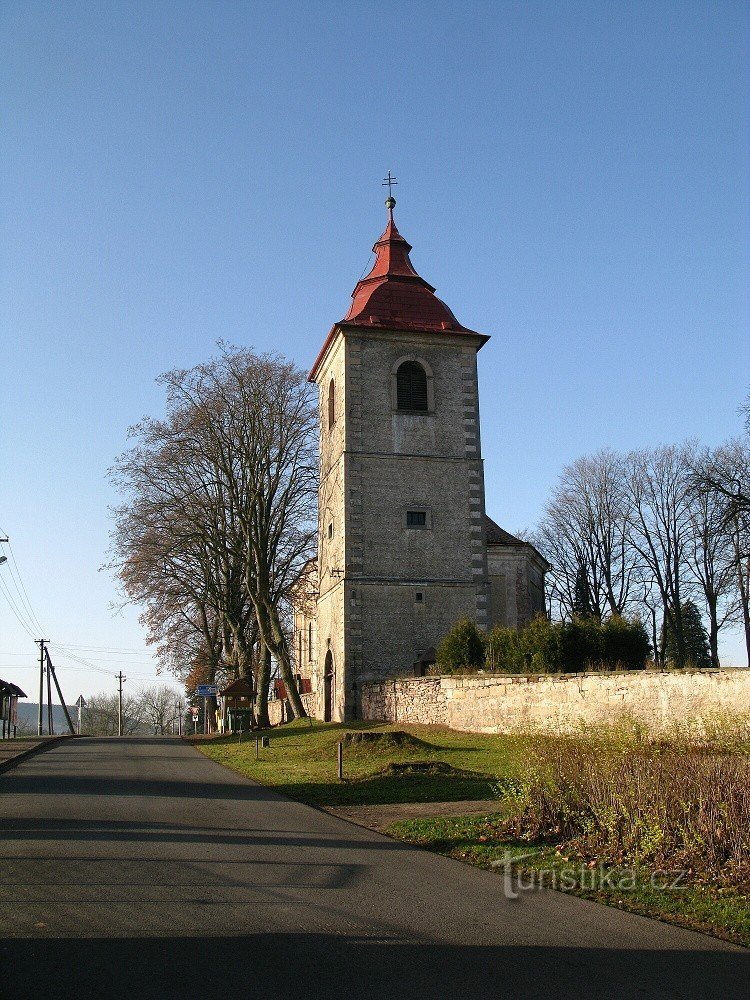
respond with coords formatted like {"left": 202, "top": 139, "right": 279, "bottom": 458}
{"left": 558, "top": 616, "right": 605, "bottom": 671}
{"left": 498, "top": 727, "right": 750, "bottom": 885}
{"left": 436, "top": 618, "right": 485, "bottom": 673}
{"left": 518, "top": 615, "right": 562, "bottom": 673}
{"left": 602, "top": 615, "right": 651, "bottom": 670}
{"left": 484, "top": 626, "right": 523, "bottom": 673}
{"left": 438, "top": 613, "right": 658, "bottom": 675}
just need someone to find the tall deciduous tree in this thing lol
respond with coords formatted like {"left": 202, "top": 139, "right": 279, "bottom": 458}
{"left": 701, "top": 436, "right": 750, "bottom": 664}
{"left": 110, "top": 400, "right": 251, "bottom": 729}
{"left": 686, "top": 447, "right": 740, "bottom": 666}
{"left": 624, "top": 444, "right": 694, "bottom": 668}
{"left": 159, "top": 348, "right": 318, "bottom": 718}
{"left": 537, "top": 450, "right": 638, "bottom": 622}
{"left": 111, "top": 346, "right": 317, "bottom": 721}
{"left": 137, "top": 684, "right": 181, "bottom": 734}
{"left": 696, "top": 393, "right": 750, "bottom": 664}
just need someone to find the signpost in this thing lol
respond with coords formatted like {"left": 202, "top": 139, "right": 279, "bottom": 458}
{"left": 75, "top": 695, "right": 86, "bottom": 736}
{"left": 191, "top": 705, "right": 199, "bottom": 734}
{"left": 196, "top": 685, "right": 218, "bottom": 697}
{"left": 196, "top": 684, "right": 218, "bottom": 735}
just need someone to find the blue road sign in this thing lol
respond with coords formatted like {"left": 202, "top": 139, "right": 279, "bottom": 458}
{"left": 196, "top": 684, "right": 218, "bottom": 697}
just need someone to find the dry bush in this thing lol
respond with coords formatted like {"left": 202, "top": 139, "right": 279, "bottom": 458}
{"left": 500, "top": 717, "right": 750, "bottom": 885}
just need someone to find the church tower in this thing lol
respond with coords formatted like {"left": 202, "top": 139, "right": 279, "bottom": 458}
{"left": 308, "top": 193, "right": 491, "bottom": 722}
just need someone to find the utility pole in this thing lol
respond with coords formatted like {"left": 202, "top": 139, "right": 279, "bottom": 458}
{"left": 116, "top": 672, "right": 126, "bottom": 736}
{"left": 45, "top": 649, "right": 76, "bottom": 735}
{"left": 46, "top": 654, "right": 53, "bottom": 735}
{"left": 36, "top": 639, "right": 48, "bottom": 736}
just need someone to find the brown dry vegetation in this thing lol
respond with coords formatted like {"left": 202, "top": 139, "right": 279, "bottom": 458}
{"left": 499, "top": 716, "right": 750, "bottom": 888}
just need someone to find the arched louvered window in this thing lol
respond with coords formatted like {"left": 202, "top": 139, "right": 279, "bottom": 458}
{"left": 396, "top": 361, "right": 428, "bottom": 412}
{"left": 327, "top": 378, "right": 335, "bottom": 428}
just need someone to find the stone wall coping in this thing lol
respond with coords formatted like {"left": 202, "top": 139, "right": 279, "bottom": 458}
{"left": 361, "top": 666, "right": 746, "bottom": 692}
{"left": 432, "top": 667, "right": 742, "bottom": 682}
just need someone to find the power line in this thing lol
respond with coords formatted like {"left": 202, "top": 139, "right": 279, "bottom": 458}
{"left": 49, "top": 643, "right": 116, "bottom": 678}
{"left": 52, "top": 643, "right": 155, "bottom": 654}
{"left": 49, "top": 645, "right": 156, "bottom": 681}
{"left": 0, "top": 539, "right": 45, "bottom": 635}
{"left": 0, "top": 531, "right": 46, "bottom": 635}
{"left": 0, "top": 573, "right": 37, "bottom": 640}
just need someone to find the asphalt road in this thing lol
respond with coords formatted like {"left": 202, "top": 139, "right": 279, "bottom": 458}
{"left": 0, "top": 737, "right": 747, "bottom": 999}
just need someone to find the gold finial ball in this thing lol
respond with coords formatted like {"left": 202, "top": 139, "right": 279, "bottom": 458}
{"left": 385, "top": 196, "right": 396, "bottom": 210}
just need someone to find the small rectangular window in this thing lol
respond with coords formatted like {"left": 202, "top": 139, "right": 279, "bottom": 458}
{"left": 415, "top": 592, "right": 424, "bottom": 603}
{"left": 406, "top": 510, "right": 427, "bottom": 527}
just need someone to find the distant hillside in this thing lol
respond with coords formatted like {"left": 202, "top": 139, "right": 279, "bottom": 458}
{"left": 15, "top": 702, "right": 77, "bottom": 733}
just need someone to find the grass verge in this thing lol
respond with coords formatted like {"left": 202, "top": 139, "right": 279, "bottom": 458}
{"left": 192, "top": 719, "right": 523, "bottom": 805}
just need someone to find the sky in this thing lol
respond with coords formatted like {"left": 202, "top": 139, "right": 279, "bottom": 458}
{"left": 1, "top": 1, "right": 748, "bottom": 699}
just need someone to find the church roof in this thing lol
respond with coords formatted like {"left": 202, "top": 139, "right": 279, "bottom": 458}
{"left": 310, "top": 197, "right": 487, "bottom": 382}
{"left": 484, "top": 514, "right": 525, "bottom": 547}
{"left": 342, "top": 200, "right": 480, "bottom": 335}
{"left": 485, "top": 515, "right": 551, "bottom": 569}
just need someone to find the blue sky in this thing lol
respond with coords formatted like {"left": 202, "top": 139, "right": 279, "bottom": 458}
{"left": 1, "top": 0, "right": 748, "bottom": 696}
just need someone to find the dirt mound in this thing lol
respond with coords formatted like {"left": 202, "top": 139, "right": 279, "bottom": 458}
{"left": 342, "top": 730, "right": 435, "bottom": 751}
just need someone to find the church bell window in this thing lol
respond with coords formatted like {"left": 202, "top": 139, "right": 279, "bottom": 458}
{"left": 396, "top": 361, "right": 428, "bottom": 412}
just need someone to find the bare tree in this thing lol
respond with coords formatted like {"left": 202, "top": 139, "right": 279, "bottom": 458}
{"left": 694, "top": 394, "right": 750, "bottom": 664}
{"left": 109, "top": 346, "right": 317, "bottom": 722}
{"left": 686, "top": 447, "right": 740, "bottom": 666}
{"left": 624, "top": 444, "right": 695, "bottom": 666}
{"left": 157, "top": 348, "right": 318, "bottom": 719}
{"left": 701, "top": 437, "right": 750, "bottom": 664}
{"left": 728, "top": 507, "right": 750, "bottom": 664}
{"left": 698, "top": 395, "right": 750, "bottom": 516}
{"left": 110, "top": 367, "right": 259, "bottom": 729}
{"left": 85, "top": 692, "right": 144, "bottom": 736}
{"left": 110, "top": 414, "right": 253, "bottom": 678}
{"left": 536, "top": 449, "right": 638, "bottom": 621}
{"left": 137, "top": 684, "right": 181, "bottom": 734}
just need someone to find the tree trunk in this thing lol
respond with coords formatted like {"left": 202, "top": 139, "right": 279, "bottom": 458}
{"left": 204, "top": 694, "right": 217, "bottom": 733}
{"left": 707, "top": 593, "right": 720, "bottom": 668}
{"left": 253, "top": 597, "right": 307, "bottom": 718}
{"left": 738, "top": 557, "right": 750, "bottom": 666}
{"left": 256, "top": 642, "right": 272, "bottom": 729}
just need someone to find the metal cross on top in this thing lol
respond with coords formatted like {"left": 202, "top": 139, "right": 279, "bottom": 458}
{"left": 382, "top": 171, "right": 398, "bottom": 197}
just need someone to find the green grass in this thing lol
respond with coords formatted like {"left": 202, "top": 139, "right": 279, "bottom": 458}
{"left": 387, "top": 813, "right": 750, "bottom": 948}
{"left": 194, "top": 719, "right": 524, "bottom": 805}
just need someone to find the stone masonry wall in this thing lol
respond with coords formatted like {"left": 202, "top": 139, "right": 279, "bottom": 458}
{"left": 360, "top": 669, "right": 750, "bottom": 735}
{"left": 267, "top": 691, "right": 316, "bottom": 727}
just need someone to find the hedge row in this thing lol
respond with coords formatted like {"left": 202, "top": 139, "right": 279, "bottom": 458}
{"left": 436, "top": 615, "right": 652, "bottom": 674}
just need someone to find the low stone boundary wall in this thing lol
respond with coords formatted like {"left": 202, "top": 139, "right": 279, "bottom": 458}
{"left": 267, "top": 691, "right": 316, "bottom": 727}
{"left": 361, "top": 668, "right": 750, "bottom": 735}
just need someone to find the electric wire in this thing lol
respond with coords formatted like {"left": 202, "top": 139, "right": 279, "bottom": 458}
{"left": 49, "top": 643, "right": 117, "bottom": 678}
{"left": 0, "top": 541, "right": 46, "bottom": 635}
{"left": 0, "top": 573, "right": 37, "bottom": 640}
{"left": 0, "top": 531, "right": 160, "bottom": 684}
{"left": 53, "top": 643, "right": 154, "bottom": 654}
{"left": 0, "top": 530, "right": 46, "bottom": 636}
